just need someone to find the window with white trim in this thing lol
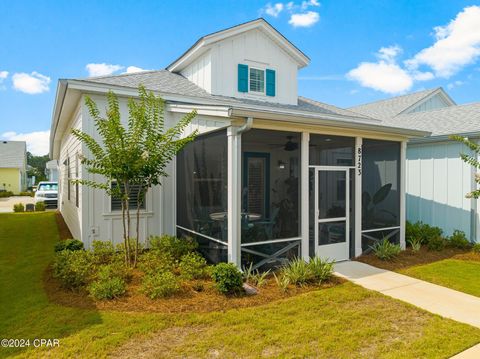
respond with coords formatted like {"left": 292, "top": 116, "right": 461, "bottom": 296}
{"left": 249, "top": 68, "right": 265, "bottom": 93}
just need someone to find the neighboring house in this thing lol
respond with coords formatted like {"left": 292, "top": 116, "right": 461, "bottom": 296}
{"left": 50, "top": 18, "right": 426, "bottom": 269}
{"left": 349, "top": 88, "right": 480, "bottom": 242}
{"left": 45, "top": 160, "right": 59, "bottom": 182}
{"left": 0, "top": 140, "right": 27, "bottom": 194}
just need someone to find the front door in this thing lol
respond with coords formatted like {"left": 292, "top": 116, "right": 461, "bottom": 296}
{"left": 314, "top": 167, "right": 349, "bottom": 261}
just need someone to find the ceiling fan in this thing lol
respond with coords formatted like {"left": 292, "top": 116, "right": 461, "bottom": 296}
{"left": 284, "top": 136, "right": 298, "bottom": 151}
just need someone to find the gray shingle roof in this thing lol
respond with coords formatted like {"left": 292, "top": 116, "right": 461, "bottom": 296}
{"left": 0, "top": 141, "right": 26, "bottom": 169}
{"left": 78, "top": 70, "right": 374, "bottom": 121}
{"left": 384, "top": 102, "right": 480, "bottom": 137}
{"left": 348, "top": 88, "right": 438, "bottom": 119}
{"left": 81, "top": 70, "right": 213, "bottom": 99}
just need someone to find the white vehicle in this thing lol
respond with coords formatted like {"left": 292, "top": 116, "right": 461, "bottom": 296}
{"left": 34, "top": 181, "right": 58, "bottom": 208}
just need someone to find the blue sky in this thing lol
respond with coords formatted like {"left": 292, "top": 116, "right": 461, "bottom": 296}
{"left": 0, "top": 0, "right": 479, "bottom": 154}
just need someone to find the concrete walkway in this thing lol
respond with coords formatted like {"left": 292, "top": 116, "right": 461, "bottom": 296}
{"left": 334, "top": 261, "right": 480, "bottom": 358}
{"left": 0, "top": 196, "right": 35, "bottom": 213}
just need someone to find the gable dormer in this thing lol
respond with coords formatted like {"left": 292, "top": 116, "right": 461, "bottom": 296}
{"left": 167, "top": 19, "right": 310, "bottom": 105}
{"left": 403, "top": 88, "right": 456, "bottom": 114}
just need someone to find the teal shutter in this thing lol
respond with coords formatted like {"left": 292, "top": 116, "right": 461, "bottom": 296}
{"left": 266, "top": 69, "right": 275, "bottom": 97}
{"left": 238, "top": 64, "right": 248, "bottom": 93}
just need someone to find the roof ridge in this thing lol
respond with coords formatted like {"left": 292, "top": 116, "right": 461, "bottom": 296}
{"left": 349, "top": 87, "right": 440, "bottom": 109}
{"left": 76, "top": 68, "right": 166, "bottom": 81}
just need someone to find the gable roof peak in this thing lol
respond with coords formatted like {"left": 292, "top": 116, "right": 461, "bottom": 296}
{"left": 167, "top": 18, "right": 310, "bottom": 72}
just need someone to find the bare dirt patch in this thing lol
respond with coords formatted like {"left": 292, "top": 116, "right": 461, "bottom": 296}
{"left": 109, "top": 326, "right": 206, "bottom": 359}
{"left": 355, "top": 247, "right": 471, "bottom": 271}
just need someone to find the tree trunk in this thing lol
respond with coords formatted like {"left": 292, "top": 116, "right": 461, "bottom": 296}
{"left": 121, "top": 197, "right": 128, "bottom": 265}
{"left": 133, "top": 186, "right": 143, "bottom": 268}
{"left": 125, "top": 180, "right": 131, "bottom": 266}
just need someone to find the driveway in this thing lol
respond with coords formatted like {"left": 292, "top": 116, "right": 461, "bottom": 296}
{"left": 0, "top": 196, "right": 35, "bottom": 213}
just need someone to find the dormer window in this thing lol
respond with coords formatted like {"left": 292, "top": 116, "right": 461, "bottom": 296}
{"left": 249, "top": 68, "right": 265, "bottom": 93}
{"left": 238, "top": 64, "right": 276, "bottom": 97}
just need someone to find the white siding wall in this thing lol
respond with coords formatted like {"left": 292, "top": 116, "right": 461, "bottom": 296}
{"left": 58, "top": 94, "right": 233, "bottom": 248}
{"left": 181, "top": 51, "right": 212, "bottom": 93}
{"left": 408, "top": 94, "right": 450, "bottom": 113}
{"left": 181, "top": 28, "right": 298, "bottom": 105}
{"left": 406, "top": 141, "right": 476, "bottom": 241}
{"left": 58, "top": 106, "right": 82, "bottom": 240}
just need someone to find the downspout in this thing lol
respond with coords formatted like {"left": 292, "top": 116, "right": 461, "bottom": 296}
{"left": 236, "top": 116, "right": 253, "bottom": 134}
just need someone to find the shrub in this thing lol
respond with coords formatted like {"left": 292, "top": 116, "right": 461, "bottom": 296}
{"left": 141, "top": 271, "right": 180, "bottom": 299}
{"left": 243, "top": 263, "right": 270, "bottom": 288}
{"left": 273, "top": 272, "right": 290, "bottom": 292}
{"left": 88, "top": 265, "right": 126, "bottom": 300}
{"left": 0, "top": 191, "right": 13, "bottom": 198}
{"left": 472, "top": 243, "right": 480, "bottom": 253}
{"left": 427, "top": 236, "right": 445, "bottom": 251}
{"left": 35, "top": 202, "right": 46, "bottom": 211}
{"left": 281, "top": 258, "right": 311, "bottom": 286}
{"left": 178, "top": 252, "right": 208, "bottom": 280}
{"left": 371, "top": 239, "right": 401, "bottom": 260}
{"left": 406, "top": 221, "right": 443, "bottom": 245}
{"left": 13, "top": 203, "right": 24, "bottom": 212}
{"left": 211, "top": 263, "right": 243, "bottom": 294}
{"left": 54, "top": 239, "right": 84, "bottom": 252}
{"left": 408, "top": 237, "right": 422, "bottom": 252}
{"left": 52, "top": 250, "right": 93, "bottom": 290}
{"left": 91, "top": 240, "right": 115, "bottom": 264}
{"left": 148, "top": 235, "right": 197, "bottom": 260}
{"left": 308, "top": 256, "right": 334, "bottom": 283}
{"left": 447, "top": 230, "right": 471, "bottom": 249}
{"left": 19, "top": 191, "right": 34, "bottom": 197}
{"left": 138, "top": 250, "right": 175, "bottom": 275}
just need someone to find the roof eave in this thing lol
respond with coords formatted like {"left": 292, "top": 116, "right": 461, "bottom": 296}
{"left": 230, "top": 107, "right": 430, "bottom": 138}
{"left": 49, "top": 79, "right": 68, "bottom": 159}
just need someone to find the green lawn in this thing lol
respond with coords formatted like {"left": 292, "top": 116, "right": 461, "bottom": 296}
{"left": 1, "top": 212, "right": 479, "bottom": 358}
{"left": 401, "top": 259, "right": 480, "bottom": 297}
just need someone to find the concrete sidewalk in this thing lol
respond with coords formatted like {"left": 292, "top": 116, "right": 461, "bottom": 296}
{"left": 334, "top": 261, "right": 480, "bottom": 358}
{"left": 0, "top": 196, "right": 35, "bottom": 213}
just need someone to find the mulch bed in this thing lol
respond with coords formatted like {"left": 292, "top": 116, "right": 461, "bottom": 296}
{"left": 55, "top": 211, "right": 73, "bottom": 240}
{"left": 44, "top": 267, "right": 345, "bottom": 314}
{"left": 356, "top": 247, "right": 480, "bottom": 271}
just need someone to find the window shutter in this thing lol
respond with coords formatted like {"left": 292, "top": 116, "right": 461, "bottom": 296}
{"left": 238, "top": 64, "right": 248, "bottom": 93}
{"left": 266, "top": 69, "right": 276, "bottom": 97}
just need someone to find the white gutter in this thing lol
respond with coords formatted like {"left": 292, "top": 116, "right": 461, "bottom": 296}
{"left": 409, "top": 131, "right": 480, "bottom": 144}
{"left": 236, "top": 116, "right": 253, "bottom": 134}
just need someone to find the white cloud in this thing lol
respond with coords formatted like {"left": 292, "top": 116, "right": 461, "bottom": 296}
{"left": 124, "top": 66, "right": 149, "bottom": 74}
{"left": 264, "top": 3, "right": 284, "bottom": 17}
{"left": 12, "top": 72, "right": 50, "bottom": 94}
{"left": 301, "top": 0, "right": 319, "bottom": 10}
{"left": 406, "top": 6, "right": 480, "bottom": 78}
{"left": 347, "top": 46, "right": 413, "bottom": 94}
{"left": 1, "top": 130, "right": 50, "bottom": 155}
{"left": 86, "top": 63, "right": 124, "bottom": 77}
{"left": 289, "top": 11, "right": 319, "bottom": 27}
{"left": 0, "top": 71, "right": 8, "bottom": 90}
{"left": 447, "top": 80, "right": 465, "bottom": 90}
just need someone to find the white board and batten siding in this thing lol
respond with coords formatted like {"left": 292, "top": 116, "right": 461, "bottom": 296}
{"left": 58, "top": 106, "right": 83, "bottom": 240}
{"left": 181, "top": 28, "right": 299, "bottom": 105}
{"left": 406, "top": 141, "right": 478, "bottom": 241}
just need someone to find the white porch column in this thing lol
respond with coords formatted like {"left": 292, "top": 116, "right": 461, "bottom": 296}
{"left": 301, "top": 132, "right": 310, "bottom": 260}
{"left": 227, "top": 127, "right": 242, "bottom": 267}
{"left": 354, "top": 137, "right": 363, "bottom": 257}
{"left": 399, "top": 140, "right": 407, "bottom": 249}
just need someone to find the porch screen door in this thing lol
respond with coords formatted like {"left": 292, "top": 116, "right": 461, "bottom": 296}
{"left": 315, "top": 167, "right": 349, "bottom": 261}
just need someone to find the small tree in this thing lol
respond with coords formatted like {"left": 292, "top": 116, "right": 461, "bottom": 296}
{"left": 72, "top": 86, "right": 197, "bottom": 266}
{"left": 451, "top": 135, "right": 480, "bottom": 198}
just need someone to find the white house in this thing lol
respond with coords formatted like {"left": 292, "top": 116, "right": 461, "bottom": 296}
{"left": 50, "top": 19, "right": 427, "bottom": 269}
{"left": 350, "top": 88, "right": 480, "bottom": 242}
